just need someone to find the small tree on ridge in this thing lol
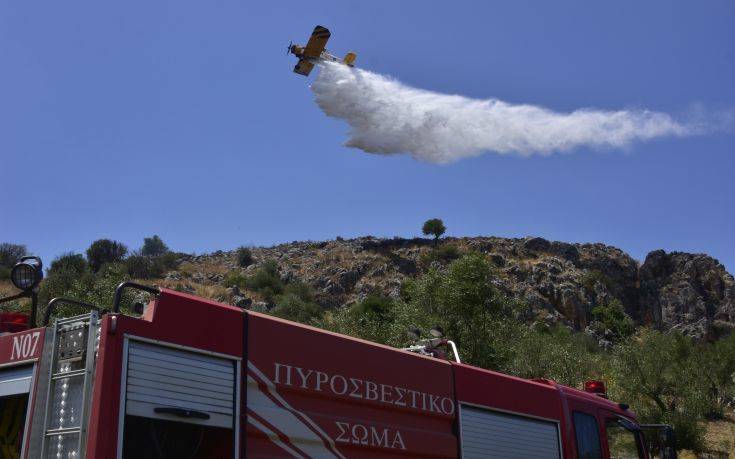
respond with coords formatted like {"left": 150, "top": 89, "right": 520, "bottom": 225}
{"left": 422, "top": 218, "right": 446, "bottom": 245}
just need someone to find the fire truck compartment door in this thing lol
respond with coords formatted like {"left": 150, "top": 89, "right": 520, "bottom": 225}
{"left": 0, "top": 365, "right": 33, "bottom": 397}
{"left": 460, "top": 404, "right": 561, "bottom": 458}
{"left": 125, "top": 340, "right": 236, "bottom": 428}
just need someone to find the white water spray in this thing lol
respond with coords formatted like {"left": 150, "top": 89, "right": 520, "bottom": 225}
{"left": 311, "top": 62, "right": 699, "bottom": 164}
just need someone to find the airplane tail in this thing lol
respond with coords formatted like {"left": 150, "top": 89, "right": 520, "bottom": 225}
{"left": 343, "top": 52, "right": 357, "bottom": 66}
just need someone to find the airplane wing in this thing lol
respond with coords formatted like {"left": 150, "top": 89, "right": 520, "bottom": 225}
{"left": 302, "top": 25, "right": 330, "bottom": 59}
{"left": 293, "top": 59, "right": 315, "bottom": 76}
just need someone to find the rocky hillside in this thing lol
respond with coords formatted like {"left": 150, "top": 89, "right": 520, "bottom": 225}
{"left": 159, "top": 236, "right": 734, "bottom": 340}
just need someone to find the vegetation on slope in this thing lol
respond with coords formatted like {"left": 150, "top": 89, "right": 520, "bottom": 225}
{"left": 1, "top": 236, "right": 734, "bottom": 454}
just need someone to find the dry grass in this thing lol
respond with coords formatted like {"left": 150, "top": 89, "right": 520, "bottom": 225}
{"left": 178, "top": 260, "right": 230, "bottom": 279}
{"left": 177, "top": 262, "right": 197, "bottom": 278}
{"left": 316, "top": 246, "right": 352, "bottom": 265}
{"left": 193, "top": 284, "right": 229, "bottom": 302}
{"left": 679, "top": 417, "right": 735, "bottom": 459}
{"left": 704, "top": 417, "right": 735, "bottom": 457}
{"left": 195, "top": 261, "right": 229, "bottom": 275}
{"left": 0, "top": 280, "right": 31, "bottom": 311}
{"left": 153, "top": 278, "right": 231, "bottom": 303}
{"left": 0, "top": 281, "right": 15, "bottom": 296}
{"left": 157, "top": 278, "right": 195, "bottom": 291}
{"left": 0, "top": 280, "right": 16, "bottom": 296}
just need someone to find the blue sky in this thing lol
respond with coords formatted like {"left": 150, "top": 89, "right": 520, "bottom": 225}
{"left": 1, "top": 1, "right": 733, "bottom": 272}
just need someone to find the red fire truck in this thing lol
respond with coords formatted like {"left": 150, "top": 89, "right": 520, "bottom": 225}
{"left": 0, "top": 259, "right": 676, "bottom": 458}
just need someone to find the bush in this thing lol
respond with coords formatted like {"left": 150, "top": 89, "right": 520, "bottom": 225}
{"left": 581, "top": 269, "right": 614, "bottom": 292}
{"left": 426, "top": 253, "right": 510, "bottom": 367}
{"left": 87, "top": 239, "right": 128, "bottom": 272}
{"left": 126, "top": 250, "right": 181, "bottom": 279}
{"left": 236, "top": 247, "right": 254, "bottom": 267}
{"left": 38, "top": 268, "right": 80, "bottom": 307}
{"left": 591, "top": 299, "right": 635, "bottom": 341}
{"left": 350, "top": 294, "right": 394, "bottom": 320}
{"left": 141, "top": 235, "right": 169, "bottom": 257}
{"left": 39, "top": 262, "right": 137, "bottom": 321}
{"left": 0, "top": 266, "right": 9, "bottom": 281}
{"left": 245, "top": 260, "right": 283, "bottom": 303}
{"left": 125, "top": 255, "right": 164, "bottom": 279}
{"left": 223, "top": 271, "right": 248, "bottom": 288}
{"left": 695, "top": 334, "right": 735, "bottom": 419}
{"left": 0, "top": 243, "right": 27, "bottom": 268}
{"left": 49, "top": 252, "right": 87, "bottom": 275}
{"left": 317, "top": 297, "right": 430, "bottom": 347}
{"left": 283, "top": 281, "right": 314, "bottom": 302}
{"left": 422, "top": 218, "right": 446, "bottom": 243}
{"left": 420, "top": 245, "right": 462, "bottom": 267}
{"left": 504, "top": 325, "right": 601, "bottom": 386}
{"left": 608, "top": 330, "right": 706, "bottom": 451}
{"left": 271, "top": 294, "right": 323, "bottom": 324}
{"left": 320, "top": 253, "right": 520, "bottom": 364}
{"left": 156, "top": 252, "right": 181, "bottom": 271}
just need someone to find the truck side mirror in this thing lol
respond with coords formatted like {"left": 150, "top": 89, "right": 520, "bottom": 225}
{"left": 662, "top": 426, "right": 677, "bottom": 459}
{"left": 639, "top": 424, "right": 677, "bottom": 459}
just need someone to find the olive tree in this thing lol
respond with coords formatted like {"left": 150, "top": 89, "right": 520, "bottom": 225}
{"left": 86, "top": 239, "right": 128, "bottom": 272}
{"left": 141, "top": 235, "right": 169, "bottom": 257}
{"left": 422, "top": 219, "right": 446, "bottom": 245}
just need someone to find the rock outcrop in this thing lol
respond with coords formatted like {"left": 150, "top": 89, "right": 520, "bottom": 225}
{"left": 639, "top": 250, "right": 735, "bottom": 339}
{"left": 161, "top": 236, "right": 734, "bottom": 340}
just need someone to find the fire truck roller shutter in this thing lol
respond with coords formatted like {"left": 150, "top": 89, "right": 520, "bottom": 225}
{"left": 0, "top": 365, "right": 32, "bottom": 458}
{"left": 0, "top": 365, "right": 33, "bottom": 397}
{"left": 460, "top": 404, "right": 561, "bottom": 458}
{"left": 125, "top": 340, "right": 236, "bottom": 428}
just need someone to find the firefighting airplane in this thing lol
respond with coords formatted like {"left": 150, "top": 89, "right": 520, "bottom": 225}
{"left": 287, "top": 25, "right": 356, "bottom": 76}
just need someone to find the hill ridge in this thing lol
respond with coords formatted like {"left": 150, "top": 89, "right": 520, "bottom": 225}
{"left": 165, "top": 235, "right": 734, "bottom": 340}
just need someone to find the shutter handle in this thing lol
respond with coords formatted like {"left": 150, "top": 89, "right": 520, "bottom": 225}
{"left": 154, "top": 407, "right": 211, "bottom": 420}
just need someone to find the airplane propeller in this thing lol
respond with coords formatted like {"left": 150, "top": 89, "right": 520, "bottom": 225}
{"left": 286, "top": 41, "right": 293, "bottom": 55}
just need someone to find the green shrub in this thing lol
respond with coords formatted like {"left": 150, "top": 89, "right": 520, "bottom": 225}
{"left": 0, "top": 243, "right": 27, "bottom": 268}
{"left": 504, "top": 325, "right": 601, "bottom": 386}
{"left": 125, "top": 255, "right": 164, "bottom": 279}
{"left": 142, "top": 235, "right": 169, "bottom": 257}
{"left": 125, "top": 251, "right": 180, "bottom": 280}
{"left": 420, "top": 245, "right": 462, "bottom": 267}
{"left": 245, "top": 260, "right": 283, "bottom": 303}
{"left": 581, "top": 269, "right": 614, "bottom": 292}
{"left": 608, "top": 330, "right": 706, "bottom": 451}
{"left": 271, "top": 293, "right": 323, "bottom": 324}
{"left": 317, "top": 298, "right": 429, "bottom": 347}
{"left": 0, "top": 300, "right": 25, "bottom": 313}
{"left": 283, "top": 281, "right": 313, "bottom": 302}
{"left": 695, "top": 333, "right": 735, "bottom": 419}
{"left": 39, "top": 262, "right": 136, "bottom": 321}
{"left": 0, "top": 266, "right": 9, "bottom": 280}
{"left": 236, "top": 247, "right": 254, "bottom": 267}
{"left": 353, "top": 253, "right": 515, "bottom": 368}
{"left": 49, "top": 252, "right": 87, "bottom": 275}
{"left": 223, "top": 271, "right": 248, "bottom": 288}
{"left": 86, "top": 239, "right": 128, "bottom": 272}
{"left": 591, "top": 299, "right": 635, "bottom": 341}
{"left": 156, "top": 252, "right": 180, "bottom": 270}
{"left": 350, "top": 294, "right": 394, "bottom": 319}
